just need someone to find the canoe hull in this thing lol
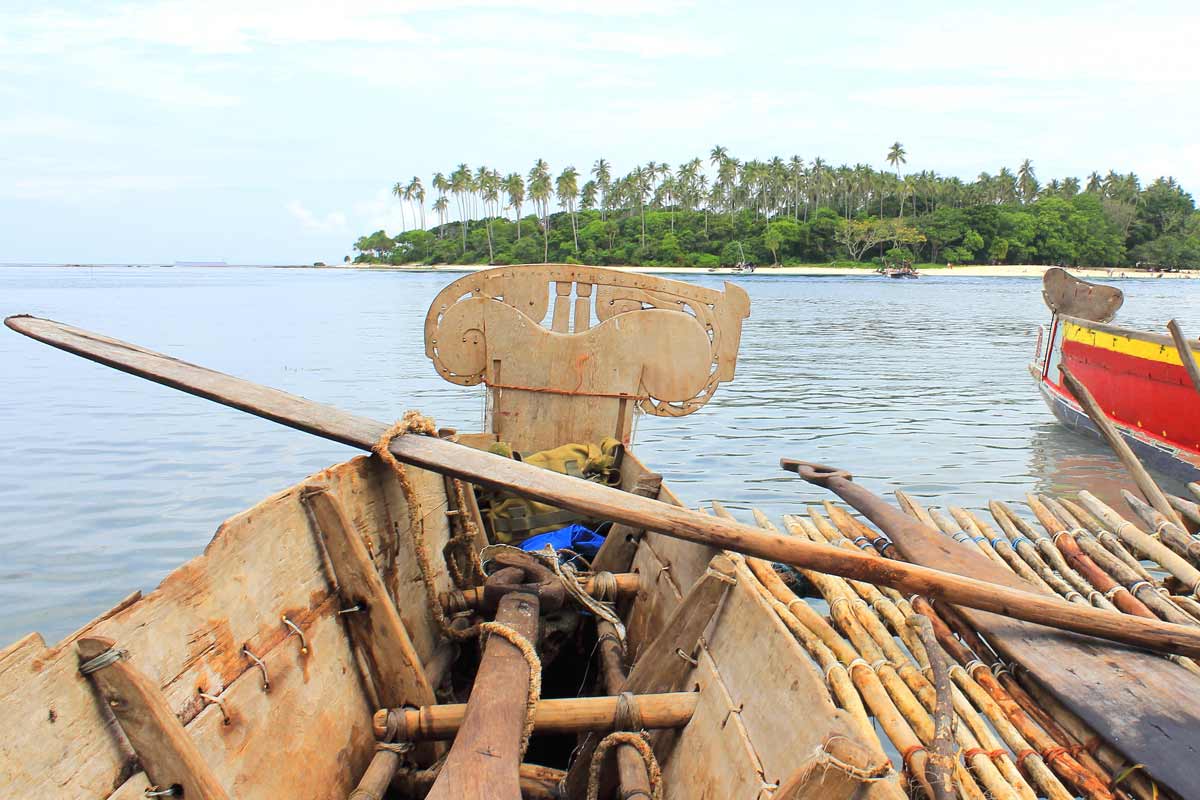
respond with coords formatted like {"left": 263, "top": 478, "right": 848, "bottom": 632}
{"left": 1034, "top": 313, "right": 1200, "bottom": 484}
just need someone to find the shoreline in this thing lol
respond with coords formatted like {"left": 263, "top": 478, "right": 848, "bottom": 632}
{"left": 8, "top": 263, "right": 1199, "bottom": 279}
{"left": 321, "top": 263, "right": 1200, "bottom": 279}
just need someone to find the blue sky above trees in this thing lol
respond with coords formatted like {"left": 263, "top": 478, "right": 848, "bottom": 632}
{"left": 1, "top": 0, "right": 1197, "bottom": 264}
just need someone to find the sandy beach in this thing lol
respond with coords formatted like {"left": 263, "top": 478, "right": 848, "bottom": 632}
{"left": 352, "top": 263, "right": 1200, "bottom": 279}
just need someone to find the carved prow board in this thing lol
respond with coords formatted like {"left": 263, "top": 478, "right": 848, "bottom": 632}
{"left": 1042, "top": 267, "right": 1124, "bottom": 323}
{"left": 425, "top": 265, "right": 750, "bottom": 450}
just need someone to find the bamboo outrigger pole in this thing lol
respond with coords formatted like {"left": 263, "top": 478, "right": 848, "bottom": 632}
{"left": 10, "top": 314, "right": 1200, "bottom": 660}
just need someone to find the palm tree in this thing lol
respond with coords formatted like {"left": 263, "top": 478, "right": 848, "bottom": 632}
{"left": 556, "top": 166, "right": 580, "bottom": 252}
{"left": 503, "top": 173, "right": 525, "bottom": 239}
{"left": 592, "top": 158, "right": 612, "bottom": 221}
{"left": 580, "top": 180, "right": 598, "bottom": 211}
{"left": 631, "top": 165, "right": 651, "bottom": 248}
{"left": 709, "top": 145, "right": 728, "bottom": 169}
{"left": 407, "top": 177, "right": 426, "bottom": 230}
{"left": 479, "top": 169, "right": 500, "bottom": 263}
{"left": 432, "top": 196, "right": 449, "bottom": 232}
{"left": 449, "top": 164, "right": 472, "bottom": 250}
{"left": 391, "top": 181, "right": 408, "bottom": 232}
{"left": 527, "top": 159, "right": 552, "bottom": 263}
{"left": 432, "top": 172, "right": 450, "bottom": 237}
{"left": 886, "top": 142, "right": 907, "bottom": 178}
{"left": 1017, "top": 159, "right": 1038, "bottom": 204}
{"left": 1085, "top": 172, "right": 1103, "bottom": 193}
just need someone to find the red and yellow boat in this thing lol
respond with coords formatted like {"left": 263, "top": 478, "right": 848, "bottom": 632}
{"left": 1032, "top": 267, "right": 1200, "bottom": 482}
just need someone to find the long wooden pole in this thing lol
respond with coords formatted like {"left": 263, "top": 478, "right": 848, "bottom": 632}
{"left": 1059, "top": 366, "right": 1185, "bottom": 529}
{"left": 1167, "top": 319, "right": 1200, "bottom": 396}
{"left": 374, "top": 693, "right": 696, "bottom": 741}
{"left": 11, "top": 315, "right": 1200, "bottom": 660}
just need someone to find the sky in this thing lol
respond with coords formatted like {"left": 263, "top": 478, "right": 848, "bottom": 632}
{"left": 1, "top": 0, "right": 1198, "bottom": 265}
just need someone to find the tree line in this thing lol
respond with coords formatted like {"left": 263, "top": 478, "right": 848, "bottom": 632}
{"left": 353, "top": 145, "right": 1200, "bottom": 269}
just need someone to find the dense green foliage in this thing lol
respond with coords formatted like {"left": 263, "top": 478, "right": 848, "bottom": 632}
{"left": 355, "top": 150, "right": 1200, "bottom": 269}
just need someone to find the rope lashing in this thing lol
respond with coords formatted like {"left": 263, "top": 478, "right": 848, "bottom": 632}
{"left": 591, "top": 570, "right": 619, "bottom": 602}
{"left": 584, "top": 731, "right": 663, "bottom": 800}
{"left": 478, "top": 620, "right": 542, "bottom": 758}
{"left": 443, "top": 478, "right": 485, "bottom": 589}
{"left": 375, "top": 741, "right": 414, "bottom": 755}
{"left": 613, "top": 691, "right": 644, "bottom": 732}
{"left": 79, "top": 646, "right": 126, "bottom": 675}
{"left": 900, "top": 744, "right": 927, "bottom": 775}
{"left": 373, "top": 412, "right": 477, "bottom": 641}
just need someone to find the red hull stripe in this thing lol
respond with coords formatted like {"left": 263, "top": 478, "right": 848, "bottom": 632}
{"left": 1061, "top": 339, "right": 1200, "bottom": 452}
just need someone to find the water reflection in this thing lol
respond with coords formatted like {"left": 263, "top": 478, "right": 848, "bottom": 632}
{"left": 2, "top": 267, "right": 1199, "bottom": 644}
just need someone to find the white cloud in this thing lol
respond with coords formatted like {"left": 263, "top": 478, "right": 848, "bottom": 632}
{"left": 287, "top": 200, "right": 349, "bottom": 234}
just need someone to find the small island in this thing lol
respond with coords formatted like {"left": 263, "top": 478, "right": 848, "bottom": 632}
{"left": 351, "top": 144, "right": 1200, "bottom": 274}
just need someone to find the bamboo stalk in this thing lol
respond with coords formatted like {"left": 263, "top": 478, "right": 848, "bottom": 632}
{"left": 1122, "top": 491, "right": 1200, "bottom": 565}
{"left": 1027, "top": 494, "right": 1157, "bottom": 618}
{"left": 808, "top": 510, "right": 1086, "bottom": 800}
{"left": 1045, "top": 497, "right": 1197, "bottom": 627}
{"left": 1060, "top": 365, "right": 1185, "bottom": 529}
{"left": 373, "top": 693, "right": 696, "bottom": 741}
{"left": 780, "top": 513, "right": 1025, "bottom": 800}
{"left": 1057, "top": 497, "right": 1157, "bottom": 584}
{"left": 1015, "top": 674, "right": 1166, "bottom": 800}
{"left": 929, "top": 507, "right": 1008, "bottom": 569}
{"left": 896, "top": 490, "right": 937, "bottom": 528}
{"left": 1077, "top": 490, "right": 1200, "bottom": 593}
{"left": 987, "top": 502, "right": 1087, "bottom": 603}
{"left": 743, "top": 556, "right": 938, "bottom": 800}
{"left": 1167, "top": 492, "right": 1200, "bottom": 532}
{"left": 959, "top": 508, "right": 1059, "bottom": 595}
{"left": 812, "top": 500, "right": 1117, "bottom": 798}
{"left": 993, "top": 501, "right": 1113, "bottom": 609}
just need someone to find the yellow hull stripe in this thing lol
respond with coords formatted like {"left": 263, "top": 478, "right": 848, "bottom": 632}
{"left": 1062, "top": 321, "right": 1184, "bottom": 367}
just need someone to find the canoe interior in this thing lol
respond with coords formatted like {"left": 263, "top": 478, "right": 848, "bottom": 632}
{"left": 0, "top": 438, "right": 883, "bottom": 799}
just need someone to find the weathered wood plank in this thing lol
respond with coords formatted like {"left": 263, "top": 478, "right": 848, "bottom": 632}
{"left": 0, "top": 458, "right": 402, "bottom": 798}
{"left": 77, "top": 636, "right": 228, "bottom": 800}
{"left": 427, "top": 592, "right": 540, "bottom": 800}
{"left": 301, "top": 487, "right": 434, "bottom": 709}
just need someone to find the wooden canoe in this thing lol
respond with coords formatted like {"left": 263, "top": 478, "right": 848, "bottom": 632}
{"left": 1033, "top": 268, "right": 1200, "bottom": 482}
{"left": 3, "top": 265, "right": 1196, "bottom": 799}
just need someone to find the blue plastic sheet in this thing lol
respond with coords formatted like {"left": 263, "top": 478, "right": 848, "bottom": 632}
{"left": 519, "top": 523, "right": 607, "bottom": 559}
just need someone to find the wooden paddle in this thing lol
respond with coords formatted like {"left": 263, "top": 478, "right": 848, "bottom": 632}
{"left": 8, "top": 314, "right": 1200, "bottom": 661}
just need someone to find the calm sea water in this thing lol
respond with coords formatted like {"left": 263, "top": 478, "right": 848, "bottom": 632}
{"left": 3, "top": 266, "right": 1199, "bottom": 645}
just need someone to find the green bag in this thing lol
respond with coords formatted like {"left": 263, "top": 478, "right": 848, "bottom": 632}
{"left": 483, "top": 438, "right": 623, "bottom": 543}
